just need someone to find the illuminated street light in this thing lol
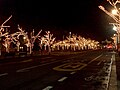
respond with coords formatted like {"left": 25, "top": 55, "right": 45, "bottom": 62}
{"left": 23, "top": 36, "right": 26, "bottom": 40}
{"left": 113, "top": 25, "right": 117, "bottom": 31}
{"left": 112, "top": 9, "right": 118, "bottom": 15}
{"left": 98, "top": 0, "right": 120, "bottom": 51}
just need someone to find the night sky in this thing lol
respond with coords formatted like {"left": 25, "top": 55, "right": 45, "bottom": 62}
{"left": 0, "top": 0, "right": 116, "bottom": 42}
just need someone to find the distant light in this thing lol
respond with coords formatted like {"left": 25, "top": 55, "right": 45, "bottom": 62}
{"left": 112, "top": 9, "right": 118, "bottom": 15}
{"left": 75, "top": 43, "right": 78, "bottom": 46}
{"left": 113, "top": 34, "right": 117, "bottom": 36}
{"left": 23, "top": 36, "right": 26, "bottom": 39}
{"left": 20, "top": 47, "right": 23, "bottom": 49}
{"left": 113, "top": 26, "right": 117, "bottom": 31}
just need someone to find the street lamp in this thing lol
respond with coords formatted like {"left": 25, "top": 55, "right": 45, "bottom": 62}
{"left": 113, "top": 25, "right": 117, "bottom": 31}
{"left": 109, "top": 23, "right": 120, "bottom": 50}
{"left": 112, "top": 9, "right": 118, "bottom": 15}
{"left": 23, "top": 36, "right": 26, "bottom": 40}
{"left": 112, "top": 25, "right": 119, "bottom": 48}
{"left": 98, "top": 0, "right": 120, "bottom": 51}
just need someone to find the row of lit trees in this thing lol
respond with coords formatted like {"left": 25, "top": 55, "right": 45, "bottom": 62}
{"left": 0, "top": 15, "right": 56, "bottom": 55}
{"left": 0, "top": 15, "right": 13, "bottom": 55}
{"left": 0, "top": 15, "right": 99, "bottom": 56}
{"left": 52, "top": 34, "right": 99, "bottom": 51}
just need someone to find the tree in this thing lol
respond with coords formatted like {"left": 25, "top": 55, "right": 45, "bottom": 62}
{"left": 41, "top": 31, "right": 56, "bottom": 54}
{"left": 30, "top": 29, "right": 42, "bottom": 54}
{"left": 0, "top": 15, "right": 12, "bottom": 55}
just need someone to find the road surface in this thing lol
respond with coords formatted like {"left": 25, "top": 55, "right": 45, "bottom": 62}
{"left": 0, "top": 50, "right": 114, "bottom": 90}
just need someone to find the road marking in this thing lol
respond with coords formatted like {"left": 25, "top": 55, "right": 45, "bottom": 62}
{"left": 97, "top": 59, "right": 106, "bottom": 65}
{"left": 58, "top": 77, "right": 68, "bottom": 82}
{"left": 16, "top": 54, "right": 102, "bottom": 72}
{"left": 16, "top": 59, "right": 62, "bottom": 72}
{"left": 17, "top": 69, "right": 30, "bottom": 72}
{"left": 97, "top": 59, "right": 105, "bottom": 65}
{"left": 70, "top": 72, "right": 76, "bottom": 74}
{"left": 88, "top": 54, "right": 102, "bottom": 64}
{"left": 97, "top": 61, "right": 102, "bottom": 65}
{"left": 42, "top": 86, "right": 53, "bottom": 90}
{"left": 20, "top": 59, "right": 32, "bottom": 63}
{"left": 0, "top": 73, "right": 8, "bottom": 77}
{"left": 53, "top": 62, "right": 87, "bottom": 71}
{"left": 53, "top": 54, "right": 102, "bottom": 72}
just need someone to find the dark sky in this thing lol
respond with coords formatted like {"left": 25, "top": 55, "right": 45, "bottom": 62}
{"left": 0, "top": 0, "right": 116, "bottom": 42}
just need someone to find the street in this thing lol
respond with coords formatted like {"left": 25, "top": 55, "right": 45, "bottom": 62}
{"left": 0, "top": 50, "right": 115, "bottom": 90}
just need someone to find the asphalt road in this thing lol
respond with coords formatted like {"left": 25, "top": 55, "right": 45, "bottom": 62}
{"left": 0, "top": 50, "right": 114, "bottom": 90}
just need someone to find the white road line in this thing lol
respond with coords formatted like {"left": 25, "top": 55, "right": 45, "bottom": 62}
{"left": 88, "top": 54, "right": 103, "bottom": 64}
{"left": 20, "top": 59, "right": 32, "bottom": 63}
{"left": 97, "top": 60, "right": 103, "bottom": 65}
{"left": 70, "top": 72, "right": 76, "bottom": 74}
{"left": 0, "top": 73, "right": 8, "bottom": 77}
{"left": 58, "top": 77, "right": 68, "bottom": 82}
{"left": 16, "top": 59, "right": 62, "bottom": 72}
{"left": 97, "top": 59, "right": 105, "bottom": 65}
{"left": 42, "top": 86, "right": 53, "bottom": 90}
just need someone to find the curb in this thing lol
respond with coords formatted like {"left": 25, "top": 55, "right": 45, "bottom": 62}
{"left": 108, "top": 53, "right": 117, "bottom": 90}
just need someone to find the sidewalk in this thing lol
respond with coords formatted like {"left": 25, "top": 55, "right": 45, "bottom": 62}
{"left": 108, "top": 52, "right": 117, "bottom": 90}
{"left": 113, "top": 52, "right": 120, "bottom": 90}
{"left": 107, "top": 51, "right": 120, "bottom": 90}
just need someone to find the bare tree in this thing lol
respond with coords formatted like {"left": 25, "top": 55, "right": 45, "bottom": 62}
{"left": 41, "top": 31, "right": 55, "bottom": 54}
{"left": 0, "top": 15, "right": 12, "bottom": 55}
{"left": 30, "top": 29, "right": 42, "bottom": 54}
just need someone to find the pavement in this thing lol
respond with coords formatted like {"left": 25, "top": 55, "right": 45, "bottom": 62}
{"left": 108, "top": 51, "right": 120, "bottom": 90}
{"left": 114, "top": 52, "right": 120, "bottom": 90}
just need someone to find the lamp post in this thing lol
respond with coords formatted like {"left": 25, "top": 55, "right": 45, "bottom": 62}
{"left": 112, "top": 24, "right": 119, "bottom": 49}
{"left": 111, "top": 9, "right": 120, "bottom": 44}
{"left": 112, "top": 33, "right": 118, "bottom": 49}
{"left": 110, "top": 23, "right": 120, "bottom": 44}
{"left": 98, "top": 0, "right": 120, "bottom": 51}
